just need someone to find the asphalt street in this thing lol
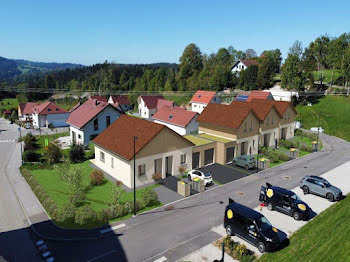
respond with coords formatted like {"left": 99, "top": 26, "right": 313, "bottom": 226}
{"left": 1, "top": 116, "right": 350, "bottom": 262}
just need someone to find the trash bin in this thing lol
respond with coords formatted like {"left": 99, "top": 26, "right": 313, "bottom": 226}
{"left": 192, "top": 178, "right": 204, "bottom": 193}
{"left": 177, "top": 181, "right": 190, "bottom": 197}
{"left": 258, "top": 158, "right": 270, "bottom": 169}
{"left": 289, "top": 148, "right": 299, "bottom": 159}
{"left": 312, "top": 141, "right": 320, "bottom": 151}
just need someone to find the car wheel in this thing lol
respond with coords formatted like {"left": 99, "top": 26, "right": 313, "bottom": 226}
{"left": 302, "top": 186, "right": 309, "bottom": 195}
{"left": 267, "top": 202, "right": 274, "bottom": 211}
{"left": 232, "top": 161, "right": 236, "bottom": 166}
{"left": 293, "top": 212, "right": 301, "bottom": 220}
{"left": 187, "top": 175, "right": 191, "bottom": 181}
{"left": 326, "top": 193, "right": 334, "bottom": 202}
{"left": 226, "top": 225, "right": 233, "bottom": 236}
{"left": 258, "top": 242, "right": 266, "bottom": 253}
{"left": 245, "top": 165, "right": 249, "bottom": 170}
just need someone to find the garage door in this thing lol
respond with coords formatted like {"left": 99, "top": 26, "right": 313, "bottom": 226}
{"left": 192, "top": 152, "right": 200, "bottom": 169}
{"left": 204, "top": 148, "right": 214, "bottom": 166}
{"left": 226, "top": 147, "right": 235, "bottom": 164}
{"left": 49, "top": 120, "right": 69, "bottom": 127}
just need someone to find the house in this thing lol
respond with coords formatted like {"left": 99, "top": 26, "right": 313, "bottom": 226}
{"left": 263, "top": 85, "right": 299, "bottom": 102}
{"left": 235, "top": 91, "right": 274, "bottom": 102}
{"left": 93, "top": 115, "right": 194, "bottom": 188}
{"left": 90, "top": 95, "right": 108, "bottom": 102}
{"left": 31, "top": 102, "right": 70, "bottom": 128}
{"left": 152, "top": 106, "right": 198, "bottom": 135}
{"left": 231, "top": 59, "right": 259, "bottom": 74}
{"left": 18, "top": 102, "right": 39, "bottom": 122}
{"left": 137, "top": 95, "right": 164, "bottom": 118}
{"left": 66, "top": 98, "right": 121, "bottom": 145}
{"left": 108, "top": 95, "right": 132, "bottom": 112}
{"left": 190, "top": 90, "right": 221, "bottom": 114}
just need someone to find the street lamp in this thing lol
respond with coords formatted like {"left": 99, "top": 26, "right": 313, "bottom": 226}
{"left": 133, "top": 136, "right": 138, "bottom": 216}
{"left": 256, "top": 121, "right": 260, "bottom": 173}
{"left": 18, "top": 126, "right": 23, "bottom": 165}
{"left": 316, "top": 112, "right": 321, "bottom": 152}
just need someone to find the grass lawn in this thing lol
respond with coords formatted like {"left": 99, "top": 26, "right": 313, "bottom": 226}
{"left": 163, "top": 94, "right": 191, "bottom": 106}
{"left": 35, "top": 131, "right": 70, "bottom": 155}
{"left": 278, "top": 146, "right": 310, "bottom": 158}
{"left": 258, "top": 193, "right": 350, "bottom": 262}
{"left": 292, "top": 136, "right": 314, "bottom": 147}
{"left": 184, "top": 135, "right": 212, "bottom": 146}
{"left": 27, "top": 160, "right": 161, "bottom": 228}
{"left": 312, "top": 69, "right": 342, "bottom": 84}
{"left": 297, "top": 96, "right": 350, "bottom": 142}
{"left": 0, "top": 98, "right": 18, "bottom": 110}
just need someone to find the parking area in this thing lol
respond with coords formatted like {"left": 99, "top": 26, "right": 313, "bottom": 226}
{"left": 198, "top": 163, "right": 254, "bottom": 184}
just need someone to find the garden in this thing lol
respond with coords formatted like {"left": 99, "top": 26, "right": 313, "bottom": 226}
{"left": 214, "top": 236, "right": 256, "bottom": 262}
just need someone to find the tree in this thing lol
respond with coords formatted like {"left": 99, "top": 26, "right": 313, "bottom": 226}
{"left": 257, "top": 57, "right": 274, "bottom": 89}
{"left": 216, "top": 48, "right": 231, "bottom": 65}
{"left": 56, "top": 162, "right": 83, "bottom": 190}
{"left": 281, "top": 54, "right": 305, "bottom": 91}
{"left": 69, "top": 142, "right": 85, "bottom": 163}
{"left": 179, "top": 43, "right": 203, "bottom": 79}
{"left": 245, "top": 49, "right": 257, "bottom": 59}
{"left": 45, "top": 75, "right": 56, "bottom": 90}
{"left": 108, "top": 184, "right": 125, "bottom": 206}
{"left": 309, "top": 35, "right": 331, "bottom": 85}
{"left": 289, "top": 40, "right": 303, "bottom": 59}
{"left": 16, "top": 94, "right": 28, "bottom": 103}
{"left": 44, "top": 141, "right": 62, "bottom": 164}
{"left": 261, "top": 49, "right": 282, "bottom": 73}
{"left": 243, "top": 65, "right": 259, "bottom": 90}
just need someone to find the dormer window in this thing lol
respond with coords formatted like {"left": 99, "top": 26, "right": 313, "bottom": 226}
{"left": 47, "top": 108, "right": 51, "bottom": 112}
{"left": 56, "top": 108, "right": 59, "bottom": 111}
{"left": 169, "top": 115, "right": 173, "bottom": 119}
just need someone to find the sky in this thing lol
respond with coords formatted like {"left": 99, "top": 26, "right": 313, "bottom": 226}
{"left": 1, "top": 0, "right": 349, "bottom": 65}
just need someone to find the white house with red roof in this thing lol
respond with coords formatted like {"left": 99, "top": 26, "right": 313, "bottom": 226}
{"left": 18, "top": 102, "right": 39, "bottom": 122}
{"left": 137, "top": 95, "right": 165, "bottom": 118}
{"left": 190, "top": 90, "right": 221, "bottom": 114}
{"left": 152, "top": 106, "right": 198, "bottom": 136}
{"left": 31, "top": 102, "right": 70, "bottom": 128}
{"left": 108, "top": 95, "right": 132, "bottom": 112}
{"left": 231, "top": 59, "right": 259, "bottom": 74}
{"left": 66, "top": 98, "right": 121, "bottom": 145}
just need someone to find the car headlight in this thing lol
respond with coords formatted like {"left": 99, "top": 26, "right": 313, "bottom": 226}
{"left": 265, "top": 237, "right": 273, "bottom": 242}
{"left": 298, "top": 204, "right": 306, "bottom": 211}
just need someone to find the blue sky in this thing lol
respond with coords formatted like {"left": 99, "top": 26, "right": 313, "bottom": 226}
{"left": 1, "top": 0, "right": 349, "bottom": 65}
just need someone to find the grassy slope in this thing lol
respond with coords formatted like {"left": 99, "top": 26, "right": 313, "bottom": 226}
{"left": 312, "top": 69, "right": 342, "bottom": 84}
{"left": 259, "top": 194, "right": 350, "bottom": 262}
{"left": 0, "top": 98, "right": 18, "bottom": 110}
{"left": 297, "top": 96, "right": 350, "bottom": 142}
{"left": 163, "top": 95, "right": 191, "bottom": 106}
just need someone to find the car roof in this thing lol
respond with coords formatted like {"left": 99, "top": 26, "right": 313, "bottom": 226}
{"left": 269, "top": 185, "right": 294, "bottom": 196}
{"left": 227, "top": 202, "right": 263, "bottom": 220}
{"left": 306, "top": 175, "right": 325, "bottom": 181}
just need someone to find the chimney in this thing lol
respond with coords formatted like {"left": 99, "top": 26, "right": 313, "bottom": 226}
{"left": 94, "top": 99, "right": 98, "bottom": 106}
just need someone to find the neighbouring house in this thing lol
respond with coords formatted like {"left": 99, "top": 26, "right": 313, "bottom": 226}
{"left": 69, "top": 102, "right": 81, "bottom": 113}
{"left": 93, "top": 115, "right": 194, "bottom": 188}
{"left": 231, "top": 59, "right": 259, "bottom": 74}
{"left": 152, "top": 106, "right": 198, "bottom": 136}
{"left": 190, "top": 90, "right": 221, "bottom": 114}
{"left": 108, "top": 95, "right": 132, "bottom": 112}
{"left": 137, "top": 95, "right": 164, "bottom": 118}
{"left": 31, "top": 102, "right": 70, "bottom": 128}
{"left": 66, "top": 98, "right": 121, "bottom": 145}
{"left": 235, "top": 91, "right": 274, "bottom": 102}
{"left": 263, "top": 85, "right": 299, "bottom": 102}
{"left": 18, "top": 102, "right": 39, "bottom": 122}
{"left": 90, "top": 95, "right": 108, "bottom": 102}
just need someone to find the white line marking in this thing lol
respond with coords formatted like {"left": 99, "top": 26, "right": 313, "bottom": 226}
{"left": 86, "top": 250, "right": 117, "bottom": 262}
{"left": 100, "top": 223, "right": 126, "bottom": 234}
{"left": 153, "top": 256, "right": 167, "bottom": 262}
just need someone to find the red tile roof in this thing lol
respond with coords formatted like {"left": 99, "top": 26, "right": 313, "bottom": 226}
{"left": 93, "top": 115, "right": 194, "bottom": 160}
{"left": 152, "top": 106, "right": 197, "bottom": 127}
{"left": 246, "top": 91, "right": 272, "bottom": 102}
{"left": 66, "top": 99, "right": 117, "bottom": 129}
{"left": 32, "top": 102, "right": 68, "bottom": 115}
{"left": 241, "top": 59, "right": 259, "bottom": 67}
{"left": 109, "top": 95, "right": 130, "bottom": 105}
{"left": 197, "top": 103, "right": 258, "bottom": 129}
{"left": 140, "top": 95, "right": 164, "bottom": 109}
{"left": 91, "top": 96, "right": 108, "bottom": 102}
{"left": 157, "top": 99, "right": 175, "bottom": 109}
{"left": 69, "top": 102, "right": 81, "bottom": 113}
{"left": 230, "top": 100, "right": 283, "bottom": 121}
{"left": 250, "top": 99, "right": 297, "bottom": 115}
{"left": 190, "top": 90, "right": 216, "bottom": 104}
{"left": 19, "top": 102, "right": 39, "bottom": 115}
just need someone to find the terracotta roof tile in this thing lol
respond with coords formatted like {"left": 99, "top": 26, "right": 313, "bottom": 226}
{"left": 152, "top": 106, "right": 197, "bottom": 127}
{"left": 249, "top": 99, "right": 297, "bottom": 115}
{"left": 109, "top": 95, "right": 130, "bottom": 105}
{"left": 19, "top": 102, "right": 39, "bottom": 115}
{"left": 190, "top": 90, "right": 216, "bottom": 104}
{"left": 157, "top": 99, "right": 175, "bottom": 109}
{"left": 231, "top": 100, "right": 283, "bottom": 121}
{"left": 32, "top": 102, "right": 68, "bottom": 115}
{"left": 91, "top": 96, "right": 108, "bottom": 102}
{"left": 241, "top": 59, "right": 259, "bottom": 67}
{"left": 140, "top": 95, "right": 164, "bottom": 109}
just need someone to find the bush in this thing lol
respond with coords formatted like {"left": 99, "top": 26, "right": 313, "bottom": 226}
{"left": 55, "top": 205, "right": 76, "bottom": 224}
{"left": 284, "top": 140, "right": 292, "bottom": 149}
{"left": 235, "top": 244, "right": 248, "bottom": 257}
{"left": 116, "top": 180, "right": 123, "bottom": 186}
{"left": 23, "top": 150, "right": 40, "bottom": 162}
{"left": 96, "top": 209, "right": 109, "bottom": 225}
{"left": 106, "top": 203, "right": 124, "bottom": 220}
{"left": 108, "top": 184, "right": 125, "bottom": 206}
{"left": 142, "top": 188, "right": 159, "bottom": 207}
{"left": 69, "top": 143, "right": 86, "bottom": 163}
{"left": 306, "top": 145, "right": 313, "bottom": 152}
{"left": 178, "top": 166, "right": 186, "bottom": 174}
{"left": 152, "top": 173, "right": 162, "bottom": 183}
{"left": 75, "top": 205, "right": 97, "bottom": 226}
{"left": 122, "top": 199, "right": 144, "bottom": 215}
{"left": 69, "top": 189, "right": 86, "bottom": 207}
{"left": 90, "top": 169, "right": 104, "bottom": 186}
{"left": 23, "top": 133, "right": 37, "bottom": 151}
{"left": 278, "top": 152, "right": 289, "bottom": 161}
{"left": 44, "top": 141, "right": 62, "bottom": 164}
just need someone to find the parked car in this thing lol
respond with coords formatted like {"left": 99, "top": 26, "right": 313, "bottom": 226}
{"left": 224, "top": 198, "right": 287, "bottom": 253}
{"left": 300, "top": 175, "right": 342, "bottom": 202}
{"left": 187, "top": 170, "right": 212, "bottom": 186}
{"left": 310, "top": 127, "right": 324, "bottom": 133}
{"left": 259, "top": 183, "right": 310, "bottom": 220}
{"left": 294, "top": 121, "right": 302, "bottom": 129}
{"left": 232, "top": 155, "right": 256, "bottom": 170}
{"left": 25, "top": 122, "right": 31, "bottom": 129}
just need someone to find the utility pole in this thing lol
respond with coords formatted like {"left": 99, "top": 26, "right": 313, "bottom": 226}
{"left": 256, "top": 122, "right": 260, "bottom": 173}
{"left": 18, "top": 126, "right": 23, "bottom": 165}
{"left": 316, "top": 113, "right": 321, "bottom": 152}
{"left": 133, "top": 136, "right": 138, "bottom": 216}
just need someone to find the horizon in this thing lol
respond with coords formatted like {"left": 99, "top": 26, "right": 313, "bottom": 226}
{"left": 1, "top": 0, "right": 349, "bottom": 65}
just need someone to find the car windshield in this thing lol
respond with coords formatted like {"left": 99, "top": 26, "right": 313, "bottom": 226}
{"left": 249, "top": 158, "right": 255, "bottom": 163}
{"left": 257, "top": 216, "right": 272, "bottom": 232}
{"left": 290, "top": 193, "right": 301, "bottom": 201}
{"left": 323, "top": 180, "right": 331, "bottom": 187}
{"left": 203, "top": 172, "right": 211, "bottom": 177}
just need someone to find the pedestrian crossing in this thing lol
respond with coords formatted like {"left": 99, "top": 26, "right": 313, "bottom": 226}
{"left": 0, "top": 139, "right": 16, "bottom": 143}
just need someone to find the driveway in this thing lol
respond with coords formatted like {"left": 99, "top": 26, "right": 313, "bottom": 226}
{"left": 199, "top": 163, "right": 252, "bottom": 184}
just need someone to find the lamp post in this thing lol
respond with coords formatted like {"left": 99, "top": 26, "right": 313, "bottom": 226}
{"left": 316, "top": 113, "right": 321, "bottom": 152}
{"left": 256, "top": 122, "right": 260, "bottom": 173}
{"left": 133, "top": 136, "right": 138, "bottom": 216}
{"left": 18, "top": 126, "right": 23, "bottom": 165}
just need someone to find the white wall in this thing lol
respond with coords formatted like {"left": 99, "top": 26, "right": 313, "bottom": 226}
{"left": 231, "top": 61, "right": 247, "bottom": 73}
{"left": 138, "top": 98, "right": 153, "bottom": 118}
{"left": 153, "top": 120, "right": 187, "bottom": 136}
{"left": 70, "top": 126, "right": 85, "bottom": 144}
{"left": 260, "top": 127, "right": 280, "bottom": 147}
{"left": 280, "top": 123, "right": 295, "bottom": 140}
{"left": 191, "top": 102, "right": 207, "bottom": 114}
{"left": 236, "top": 134, "right": 259, "bottom": 156}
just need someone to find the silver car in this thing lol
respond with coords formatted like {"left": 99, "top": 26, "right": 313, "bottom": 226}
{"left": 300, "top": 176, "right": 342, "bottom": 202}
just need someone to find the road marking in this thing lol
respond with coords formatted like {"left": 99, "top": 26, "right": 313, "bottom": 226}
{"left": 153, "top": 256, "right": 167, "bottom": 262}
{"left": 0, "top": 139, "right": 15, "bottom": 143}
{"left": 86, "top": 250, "right": 117, "bottom": 262}
{"left": 100, "top": 223, "right": 126, "bottom": 234}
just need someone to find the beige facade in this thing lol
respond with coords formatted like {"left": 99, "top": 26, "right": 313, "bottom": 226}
{"left": 199, "top": 122, "right": 237, "bottom": 140}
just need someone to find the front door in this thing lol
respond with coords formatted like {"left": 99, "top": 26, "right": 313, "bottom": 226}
{"left": 264, "top": 134, "right": 270, "bottom": 147}
{"left": 165, "top": 156, "right": 173, "bottom": 177}
{"left": 192, "top": 152, "right": 200, "bottom": 169}
{"left": 226, "top": 147, "right": 235, "bottom": 164}
{"left": 241, "top": 142, "right": 247, "bottom": 155}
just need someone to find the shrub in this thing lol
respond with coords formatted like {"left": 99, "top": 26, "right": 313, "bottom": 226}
{"left": 44, "top": 141, "right": 62, "bottom": 164}
{"left": 301, "top": 144, "right": 308, "bottom": 152}
{"left": 23, "top": 133, "right": 37, "bottom": 151}
{"left": 278, "top": 152, "right": 289, "bottom": 161}
{"left": 142, "top": 188, "right": 159, "bottom": 207}
{"left": 90, "top": 169, "right": 104, "bottom": 186}
{"left": 123, "top": 200, "right": 134, "bottom": 215}
{"left": 96, "top": 209, "right": 109, "bottom": 225}
{"left": 69, "top": 143, "right": 86, "bottom": 163}
{"left": 23, "top": 150, "right": 40, "bottom": 162}
{"left": 278, "top": 139, "right": 286, "bottom": 147}
{"left": 235, "top": 244, "right": 248, "bottom": 257}
{"left": 116, "top": 180, "right": 123, "bottom": 186}
{"left": 55, "top": 205, "right": 76, "bottom": 224}
{"left": 107, "top": 203, "right": 124, "bottom": 219}
{"left": 178, "top": 166, "right": 186, "bottom": 174}
{"left": 75, "top": 205, "right": 97, "bottom": 226}
{"left": 108, "top": 184, "right": 125, "bottom": 206}
{"left": 152, "top": 173, "right": 162, "bottom": 183}
{"left": 306, "top": 145, "right": 313, "bottom": 152}
{"left": 284, "top": 140, "right": 292, "bottom": 149}
{"left": 69, "top": 189, "right": 86, "bottom": 207}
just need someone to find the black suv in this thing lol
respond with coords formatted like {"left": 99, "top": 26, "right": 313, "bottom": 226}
{"left": 259, "top": 183, "right": 310, "bottom": 220}
{"left": 224, "top": 198, "right": 286, "bottom": 253}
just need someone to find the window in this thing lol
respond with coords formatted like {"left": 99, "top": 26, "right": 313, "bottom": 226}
{"left": 154, "top": 159, "right": 162, "bottom": 174}
{"left": 48, "top": 108, "right": 51, "bottom": 112}
{"left": 90, "top": 134, "right": 98, "bottom": 140}
{"left": 180, "top": 154, "right": 186, "bottom": 164}
{"left": 253, "top": 140, "right": 255, "bottom": 147}
{"left": 267, "top": 117, "right": 270, "bottom": 126}
{"left": 106, "top": 116, "right": 111, "bottom": 127}
{"left": 193, "top": 104, "right": 197, "bottom": 108}
{"left": 214, "top": 97, "right": 216, "bottom": 102}
{"left": 272, "top": 116, "right": 274, "bottom": 124}
{"left": 288, "top": 112, "right": 291, "bottom": 119}
{"left": 100, "top": 152, "right": 105, "bottom": 162}
{"left": 307, "top": 178, "right": 316, "bottom": 184}
{"left": 78, "top": 134, "right": 81, "bottom": 139}
{"left": 138, "top": 164, "right": 146, "bottom": 176}
{"left": 144, "top": 111, "right": 146, "bottom": 116}
{"left": 244, "top": 122, "right": 247, "bottom": 132}
{"left": 250, "top": 121, "right": 253, "bottom": 131}
{"left": 56, "top": 108, "right": 59, "bottom": 111}
{"left": 111, "top": 157, "right": 114, "bottom": 168}
{"left": 72, "top": 131, "right": 76, "bottom": 142}
{"left": 94, "top": 118, "right": 98, "bottom": 131}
